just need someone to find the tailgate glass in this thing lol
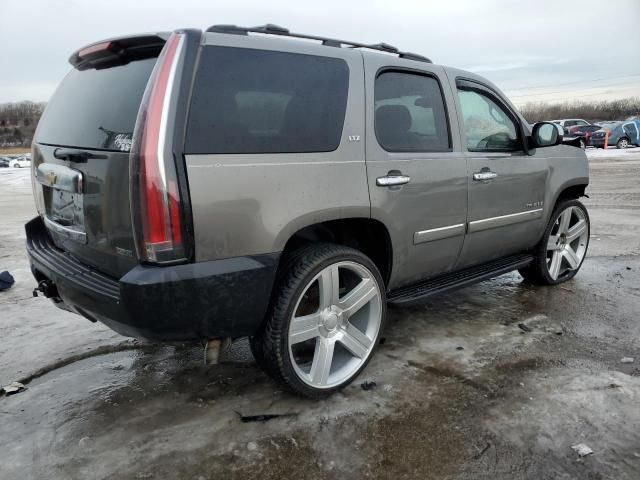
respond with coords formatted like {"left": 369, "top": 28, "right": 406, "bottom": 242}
{"left": 35, "top": 57, "right": 156, "bottom": 152}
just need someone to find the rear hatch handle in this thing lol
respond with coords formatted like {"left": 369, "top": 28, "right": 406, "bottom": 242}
{"left": 53, "top": 148, "right": 106, "bottom": 163}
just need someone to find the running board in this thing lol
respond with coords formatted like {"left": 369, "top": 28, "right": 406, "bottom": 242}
{"left": 387, "top": 253, "right": 534, "bottom": 305}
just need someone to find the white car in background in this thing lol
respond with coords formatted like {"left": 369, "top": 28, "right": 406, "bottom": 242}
{"left": 551, "top": 119, "right": 590, "bottom": 129}
{"left": 9, "top": 156, "right": 31, "bottom": 168}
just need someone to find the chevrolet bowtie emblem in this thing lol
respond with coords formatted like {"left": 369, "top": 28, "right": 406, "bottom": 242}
{"left": 45, "top": 171, "right": 57, "bottom": 185}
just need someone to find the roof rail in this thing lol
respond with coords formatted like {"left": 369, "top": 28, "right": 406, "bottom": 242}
{"left": 205, "top": 24, "right": 432, "bottom": 63}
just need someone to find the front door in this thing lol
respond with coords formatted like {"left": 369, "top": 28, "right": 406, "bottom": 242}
{"left": 453, "top": 79, "right": 549, "bottom": 269}
{"left": 364, "top": 59, "right": 468, "bottom": 290}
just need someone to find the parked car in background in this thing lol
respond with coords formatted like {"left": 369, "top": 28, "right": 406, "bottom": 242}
{"left": 591, "top": 121, "right": 640, "bottom": 149}
{"left": 551, "top": 119, "right": 590, "bottom": 129}
{"left": 551, "top": 123, "right": 584, "bottom": 148}
{"left": 0, "top": 156, "right": 11, "bottom": 168}
{"left": 624, "top": 118, "right": 640, "bottom": 145}
{"left": 9, "top": 156, "right": 32, "bottom": 168}
{"left": 566, "top": 124, "right": 602, "bottom": 148}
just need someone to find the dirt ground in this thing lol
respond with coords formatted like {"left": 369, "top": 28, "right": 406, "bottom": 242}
{"left": 0, "top": 147, "right": 30, "bottom": 155}
{"left": 1, "top": 148, "right": 639, "bottom": 480}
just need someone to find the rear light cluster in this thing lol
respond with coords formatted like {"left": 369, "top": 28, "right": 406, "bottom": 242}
{"left": 77, "top": 41, "right": 114, "bottom": 58}
{"left": 130, "top": 33, "right": 187, "bottom": 263}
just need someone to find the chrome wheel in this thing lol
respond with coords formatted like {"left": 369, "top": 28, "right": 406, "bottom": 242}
{"left": 288, "top": 261, "right": 382, "bottom": 389}
{"left": 546, "top": 206, "right": 589, "bottom": 280}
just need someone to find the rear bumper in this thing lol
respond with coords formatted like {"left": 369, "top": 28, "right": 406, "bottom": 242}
{"left": 26, "top": 216, "right": 279, "bottom": 341}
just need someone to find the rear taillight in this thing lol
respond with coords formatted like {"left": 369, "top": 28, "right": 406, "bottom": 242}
{"left": 130, "top": 33, "right": 187, "bottom": 263}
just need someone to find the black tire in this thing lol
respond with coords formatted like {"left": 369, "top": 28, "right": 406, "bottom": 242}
{"left": 579, "top": 138, "right": 586, "bottom": 149}
{"left": 13, "top": 164, "right": 20, "bottom": 168}
{"left": 519, "top": 199, "right": 590, "bottom": 285}
{"left": 616, "top": 137, "right": 630, "bottom": 149}
{"left": 251, "top": 243, "right": 386, "bottom": 398}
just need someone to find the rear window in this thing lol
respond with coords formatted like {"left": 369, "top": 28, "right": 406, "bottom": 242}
{"left": 36, "top": 57, "right": 156, "bottom": 152}
{"left": 185, "top": 47, "right": 349, "bottom": 154}
{"left": 375, "top": 71, "right": 451, "bottom": 152}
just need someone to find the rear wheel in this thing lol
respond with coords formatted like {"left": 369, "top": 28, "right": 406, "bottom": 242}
{"left": 579, "top": 138, "right": 586, "bottom": 149}
{"left": 617, "top": 137, "right": 630, "bottom": 149}
{"left": 251, "top": 243, "right": 386, "bottom": 398}
{"left": 13, "top": 164, "right": 21, "bottom": 168}
{"left": 519, "top": 199, "right": 590, "bottom": 285}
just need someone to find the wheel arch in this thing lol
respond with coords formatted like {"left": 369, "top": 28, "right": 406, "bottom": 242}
{"left": 279, "top": 218, "right": 393, "bottom": 287}
{"left": 553, "top": 182, "right": 588, "bottom": 207}
{"left": 534, "top": 181, "right": 588, "bottom": 246}
{"left": 617, "top": 136, "right": 630, "bottom": 147}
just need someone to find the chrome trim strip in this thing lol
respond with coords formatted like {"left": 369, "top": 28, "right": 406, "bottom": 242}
{"left": 44, "top": 216, "right": 87, "bottom": 244}
{"left": 414, "top": 223, "right": 465, "bottom": 245}
{"left": 468, "top": 208, "right": 544, "bottom": 233}
{"left": 187, "top": 160, "right": 365, "bottom": 169}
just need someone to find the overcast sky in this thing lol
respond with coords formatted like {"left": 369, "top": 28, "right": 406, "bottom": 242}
{"left": 1, "top": 0, "right": 638, "bottom": 105}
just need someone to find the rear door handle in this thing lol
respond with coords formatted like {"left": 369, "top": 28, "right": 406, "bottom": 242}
{"left": 376, "top": 174, "right": 411, "bottom": 187}
{"left": 473, "top": 171, "right": 498, "bottom": 181}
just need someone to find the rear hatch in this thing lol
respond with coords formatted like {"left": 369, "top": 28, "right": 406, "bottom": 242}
{"left": 32, "top": 33, "right": 195, "bottom": 278}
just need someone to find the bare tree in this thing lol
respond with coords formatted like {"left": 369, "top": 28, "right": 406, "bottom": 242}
{"left": 0, "top": 101, "right": 46, "bottom": 147}
{"left": 520, "top": 97, "right": 640, "bottom": 123}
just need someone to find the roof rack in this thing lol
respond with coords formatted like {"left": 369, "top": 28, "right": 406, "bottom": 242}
{"left": 206, "top": 24, "right": 432, "bottom": 63}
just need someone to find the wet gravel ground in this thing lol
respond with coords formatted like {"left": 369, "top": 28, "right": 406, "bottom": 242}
{"left": 1, "top": 148, "right": 639, "bottom": 479}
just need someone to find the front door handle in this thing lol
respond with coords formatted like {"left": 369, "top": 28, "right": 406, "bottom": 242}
{"left": 376, "top": 173, "right": 411, "bottom": 187}
{"left": 473, "top": 170, "right": 498, "bottom": 181}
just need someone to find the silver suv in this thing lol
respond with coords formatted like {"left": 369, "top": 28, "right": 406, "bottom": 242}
{"left": 27, "top": 24, "right": 590, "bottom": 398}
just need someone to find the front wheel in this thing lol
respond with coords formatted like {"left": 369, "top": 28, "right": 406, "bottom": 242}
{"left": 13, "top": 164, "right": 21, "bottom": 168}
{"left": 251, "top": 243, "right": 386, "bottom": 398}
{"left": 519, "top": 199, "right": 590, "bottom": 285}
{"left": 617, "top": 137, "right": 629, "bottom": 149}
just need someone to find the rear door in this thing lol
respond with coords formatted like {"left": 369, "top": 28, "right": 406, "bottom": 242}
{"left": 623, "top": 121, "right": 640, "bottom": 145}
{"left": 32, "top": 39, "right": 162, "bottom": 277}
{"left": 364, "top": 56, "right": 467, "bottom": 290}
{"left": 452, "top": 79, "right": 548, "bottom": 268}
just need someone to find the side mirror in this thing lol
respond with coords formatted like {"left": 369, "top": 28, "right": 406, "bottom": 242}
{"left": 531, "top": 122, "right": 562, "bottom": 148}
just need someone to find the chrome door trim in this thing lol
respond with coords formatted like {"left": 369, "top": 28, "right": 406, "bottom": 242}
{"left": 468, "top": 208, "right": 544, "bottom": 233}
{"left": 44, "top": 216, "right": 87, "bottom": 244}
{"left": 414, "top": 223, "right": 465, "bottom": 245}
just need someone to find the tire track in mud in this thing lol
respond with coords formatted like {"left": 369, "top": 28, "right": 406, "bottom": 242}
{"left": 9, "top": 341, "right": 157, "bottom": 387}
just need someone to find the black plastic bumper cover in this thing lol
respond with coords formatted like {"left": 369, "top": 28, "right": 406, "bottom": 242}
{"left": 25, "top": 216, "right": 279, "bottom": 340}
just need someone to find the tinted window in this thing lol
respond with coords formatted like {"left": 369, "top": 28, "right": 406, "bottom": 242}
{"left": 186, "top": 47, "right": 349, "bottom": 154}
{"left": 374, "top": 71, "right": 450, "bottom": 152}
{"left": 457, "top": 88, "right": 520, "bottom": 151}
{"left": 36, "top": 58, "right": 156, "bottom": 151}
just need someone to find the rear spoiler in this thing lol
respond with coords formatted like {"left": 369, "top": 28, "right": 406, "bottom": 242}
{"left": 69, "top": 32, "right": 171, "bottom": 71}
